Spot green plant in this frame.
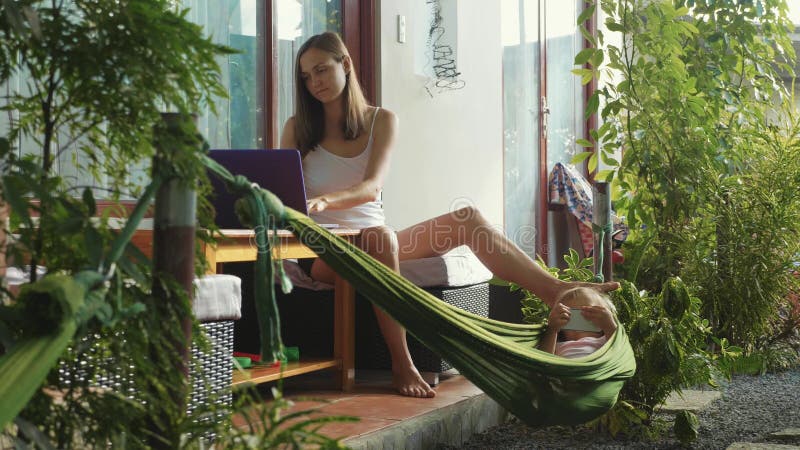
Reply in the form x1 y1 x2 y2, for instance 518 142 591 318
0 0 230 445
613 277 731 417
223 386 356 449
682 118 800 347
574 0 800 352
519 253 728 438
674 410 699 445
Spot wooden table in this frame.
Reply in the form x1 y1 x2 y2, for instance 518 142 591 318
203 228 360 391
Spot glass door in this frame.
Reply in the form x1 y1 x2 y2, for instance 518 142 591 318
501 0 541 259
545 0 585 170
502 0 588 262
275 0 343 139
183 0 264 150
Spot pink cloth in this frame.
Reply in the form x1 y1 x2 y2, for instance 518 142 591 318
555 335 608 358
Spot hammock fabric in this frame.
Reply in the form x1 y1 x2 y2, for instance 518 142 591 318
276 206 637 427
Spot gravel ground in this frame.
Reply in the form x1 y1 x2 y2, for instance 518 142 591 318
445 367 800 449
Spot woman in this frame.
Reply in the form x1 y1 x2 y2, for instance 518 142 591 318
280 32 618 398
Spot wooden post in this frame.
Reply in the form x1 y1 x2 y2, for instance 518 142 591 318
150 113 197 447
593 182 613 281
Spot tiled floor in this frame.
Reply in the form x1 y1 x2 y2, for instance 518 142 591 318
231 369 486 443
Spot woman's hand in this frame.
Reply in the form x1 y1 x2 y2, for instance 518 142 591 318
547 303 571 332
577 305 617 336
307 197 329 213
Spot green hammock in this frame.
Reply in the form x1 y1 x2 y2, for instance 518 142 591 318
277 207 636 427
201 153 637 427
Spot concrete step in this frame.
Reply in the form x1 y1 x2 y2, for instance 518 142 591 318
767 428 800 445
727 443 800 449
659 389 722 413
343 393 509 450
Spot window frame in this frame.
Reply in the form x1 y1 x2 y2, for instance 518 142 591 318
264 0 376 148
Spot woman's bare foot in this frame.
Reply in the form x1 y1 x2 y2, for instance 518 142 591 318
392 364 436 398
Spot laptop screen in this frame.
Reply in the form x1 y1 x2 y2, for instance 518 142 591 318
207 149 308 229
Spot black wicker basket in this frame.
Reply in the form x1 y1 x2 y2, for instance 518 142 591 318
59 320 234 442
188 320 234 435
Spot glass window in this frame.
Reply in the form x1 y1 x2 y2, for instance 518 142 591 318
502 0 541 258
0 1 356 199
545 0 585 170
502 0 588 260
276 0 342 135
183 0 263 150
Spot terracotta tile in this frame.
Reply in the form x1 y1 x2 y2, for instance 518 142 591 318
436 375 485 397
283 390 359 402
317 417 398 440
318 393 462 421
233 373 487 442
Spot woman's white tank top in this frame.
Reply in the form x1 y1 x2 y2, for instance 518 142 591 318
302 108 385 230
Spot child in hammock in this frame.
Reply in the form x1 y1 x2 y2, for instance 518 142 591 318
538 287 618 358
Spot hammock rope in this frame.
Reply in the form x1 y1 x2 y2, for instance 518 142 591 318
202 155 293 364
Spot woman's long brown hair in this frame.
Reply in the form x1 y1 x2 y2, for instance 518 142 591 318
294 32 370 156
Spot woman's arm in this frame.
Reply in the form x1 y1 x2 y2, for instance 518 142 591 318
307 108 398 212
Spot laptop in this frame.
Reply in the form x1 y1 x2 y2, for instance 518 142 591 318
207 149 338 229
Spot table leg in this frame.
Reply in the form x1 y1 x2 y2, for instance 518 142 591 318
333 274 356 391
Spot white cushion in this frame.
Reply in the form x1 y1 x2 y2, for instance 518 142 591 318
282 245 492 291
4 267 242 322
193 274 242 321
399 246 492 288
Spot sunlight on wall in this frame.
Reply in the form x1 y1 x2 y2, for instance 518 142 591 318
788 0 800 23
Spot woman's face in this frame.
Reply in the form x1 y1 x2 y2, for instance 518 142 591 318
299 47 349 104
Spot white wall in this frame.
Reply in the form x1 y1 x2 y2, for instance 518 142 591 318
377 0 504 231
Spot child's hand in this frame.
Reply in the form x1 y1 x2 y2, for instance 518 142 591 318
548 303 571 332
576 305 617 335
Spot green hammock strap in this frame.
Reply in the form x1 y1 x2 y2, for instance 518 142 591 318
591 222 613 282
202 155 293 363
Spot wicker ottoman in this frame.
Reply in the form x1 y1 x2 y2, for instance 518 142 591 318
189 274 242 437
56 274 241 442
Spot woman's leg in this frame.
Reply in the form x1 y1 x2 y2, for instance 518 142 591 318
310 225 435 398
396 206 618 307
